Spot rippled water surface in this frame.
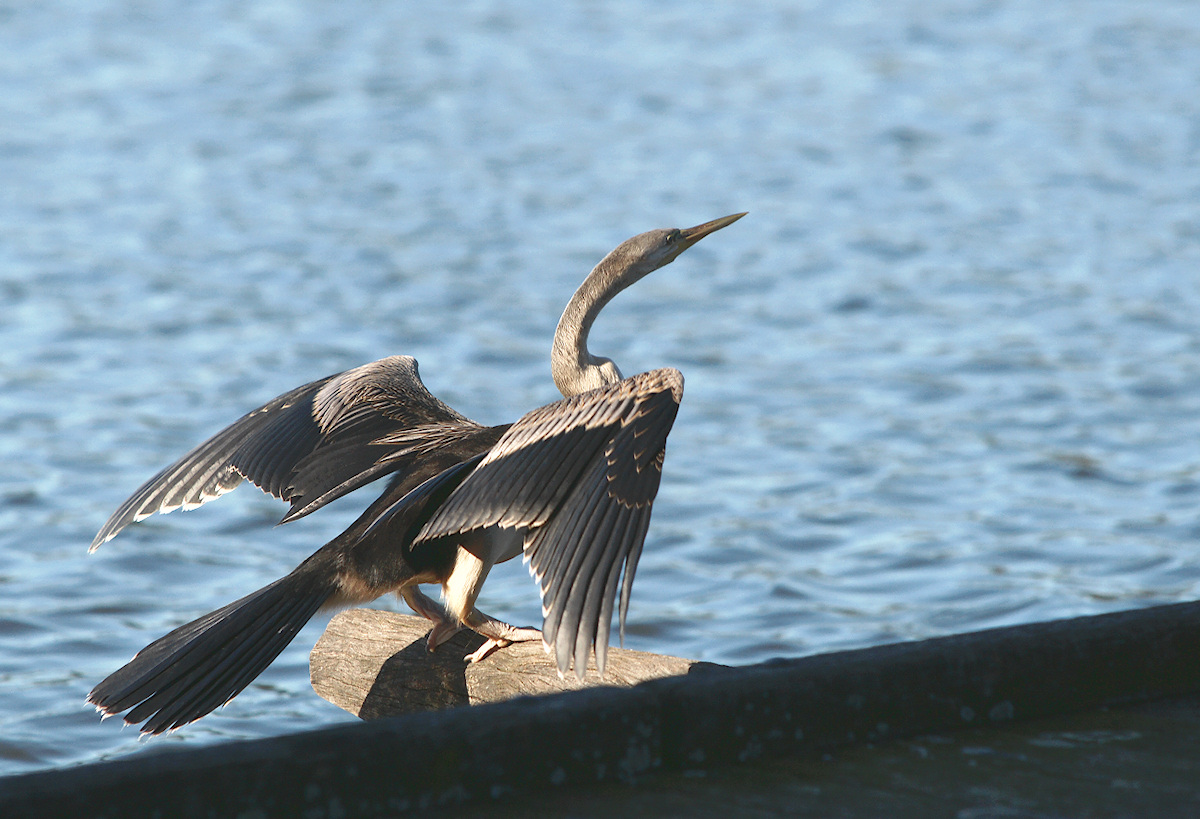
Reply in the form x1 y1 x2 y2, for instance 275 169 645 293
3 0 1200 776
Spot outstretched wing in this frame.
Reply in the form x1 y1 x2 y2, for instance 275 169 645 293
92 355 486 551
415 368 683 677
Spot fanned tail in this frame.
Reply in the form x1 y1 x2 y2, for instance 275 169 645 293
88 559 337 735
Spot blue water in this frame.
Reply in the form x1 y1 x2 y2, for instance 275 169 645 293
3 0 1200 776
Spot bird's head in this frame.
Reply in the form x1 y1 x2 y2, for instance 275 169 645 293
603 212 748 287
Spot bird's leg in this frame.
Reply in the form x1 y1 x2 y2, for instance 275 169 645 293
438 538 540 662
461 607 543 663
400 586 463 651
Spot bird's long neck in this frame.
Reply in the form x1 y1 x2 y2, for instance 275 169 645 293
551 254 626 397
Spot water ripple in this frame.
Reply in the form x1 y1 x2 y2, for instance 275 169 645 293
3 0 1200 778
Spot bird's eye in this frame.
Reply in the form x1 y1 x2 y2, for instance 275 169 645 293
667 229 681 243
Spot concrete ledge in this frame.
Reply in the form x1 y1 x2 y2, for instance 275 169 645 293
4 599 1200 817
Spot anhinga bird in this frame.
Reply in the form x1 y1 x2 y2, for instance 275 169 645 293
88 212 745 734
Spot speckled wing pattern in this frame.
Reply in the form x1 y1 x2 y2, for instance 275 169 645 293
91 355 484 551
415 368 683 676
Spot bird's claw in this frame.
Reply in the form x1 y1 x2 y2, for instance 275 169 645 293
465 638 509 664
461 622 543 663
426 620 463 652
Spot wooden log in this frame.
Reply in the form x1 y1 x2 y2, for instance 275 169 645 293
310 608 699 719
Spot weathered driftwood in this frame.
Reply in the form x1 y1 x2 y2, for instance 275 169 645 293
310 608 698 719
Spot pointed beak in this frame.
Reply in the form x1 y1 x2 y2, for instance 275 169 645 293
678 212 748 249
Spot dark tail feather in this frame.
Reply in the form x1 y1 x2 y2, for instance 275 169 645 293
89 561 337 735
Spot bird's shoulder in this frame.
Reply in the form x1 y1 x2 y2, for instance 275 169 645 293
413 369 683 539
488 367 683 456
312 354 474 432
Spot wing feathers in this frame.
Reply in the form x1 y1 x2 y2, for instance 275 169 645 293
538 471 613 629
420 368 682 678
91 388 314 550
92 356 488 550
617 507 652 644
567 505 632 675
